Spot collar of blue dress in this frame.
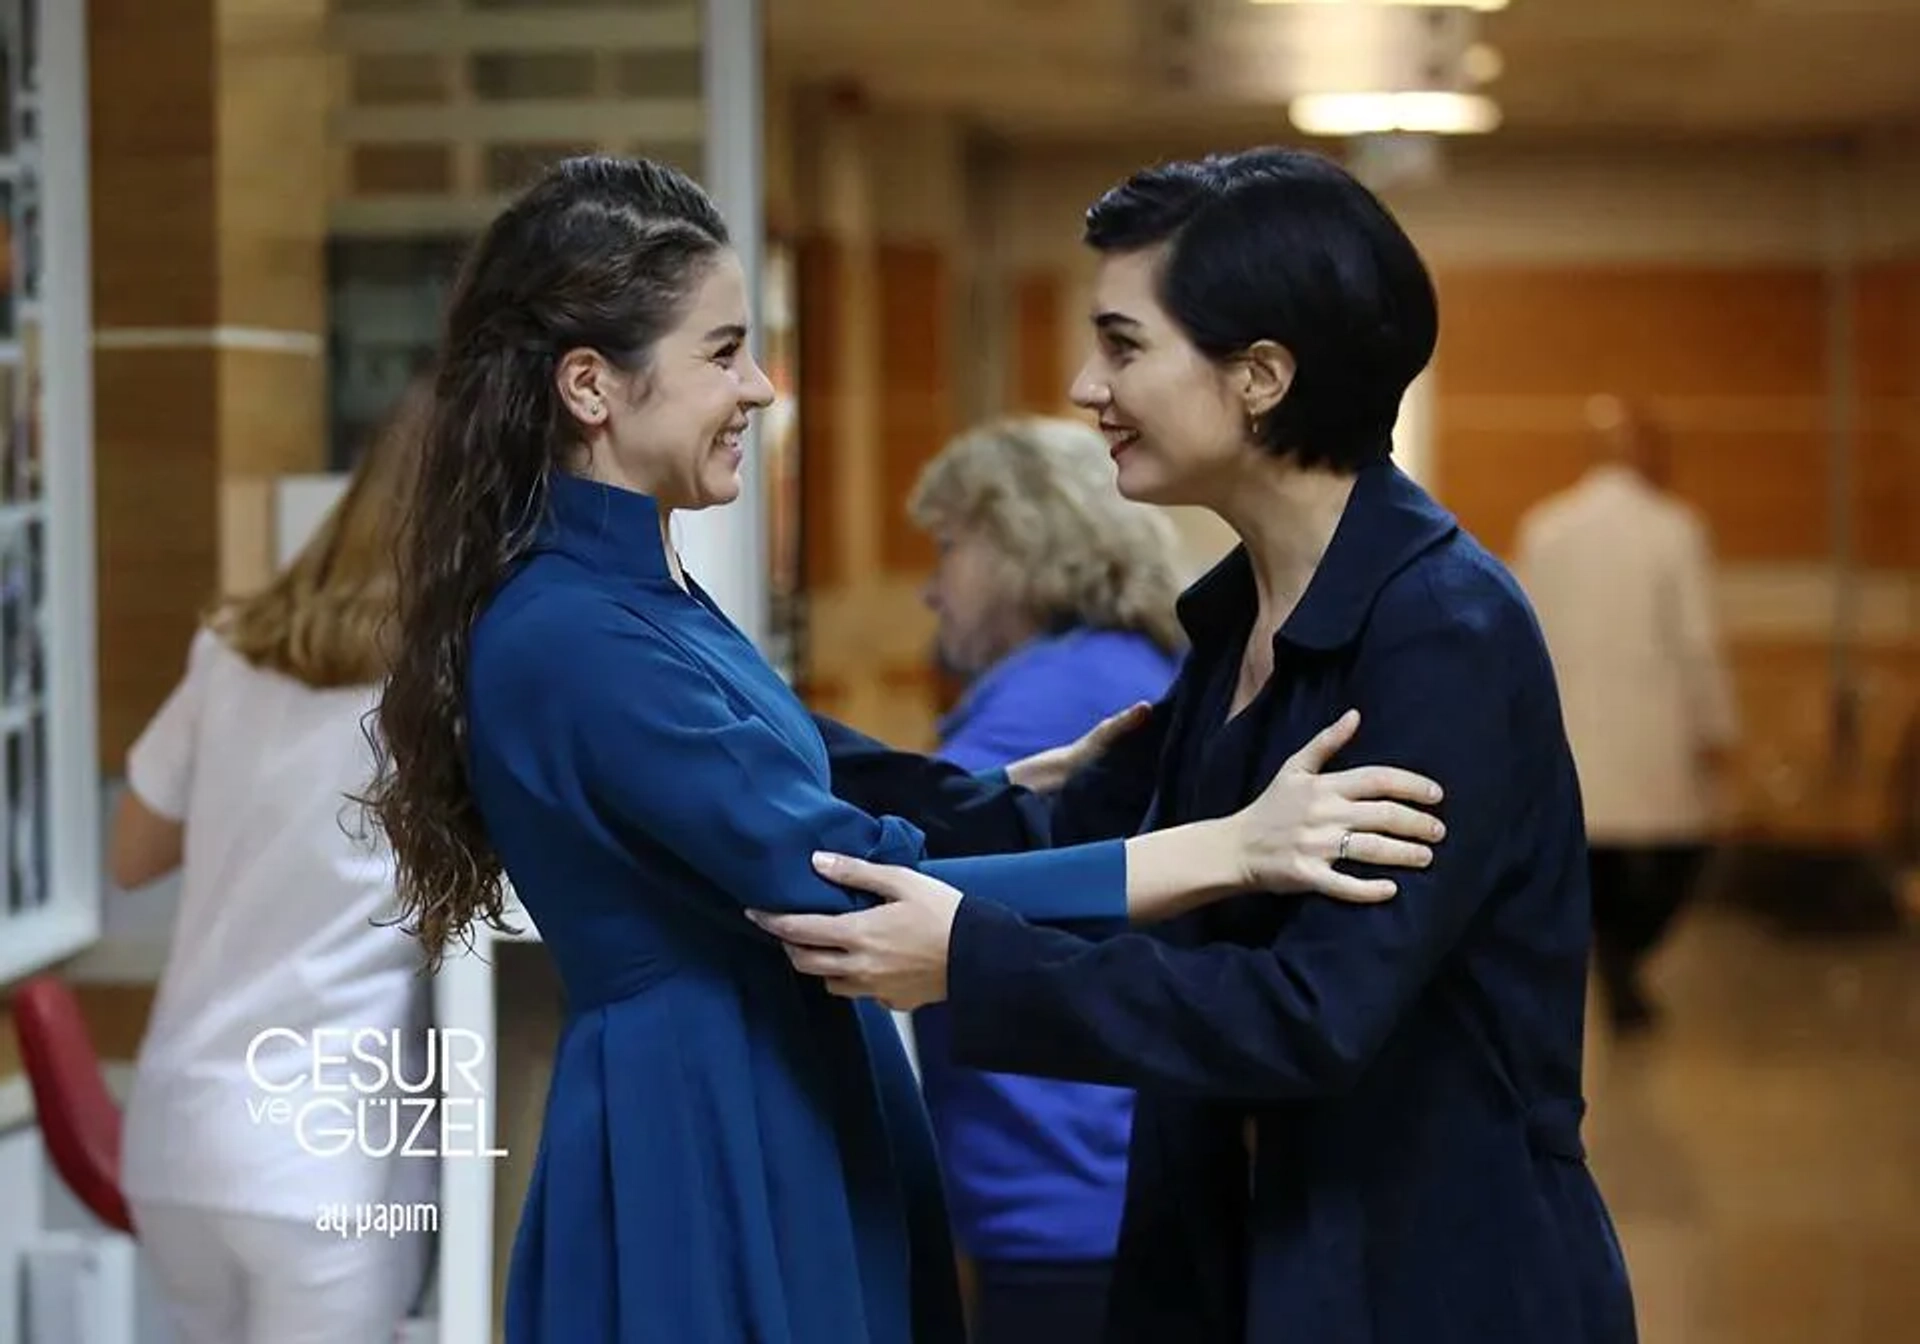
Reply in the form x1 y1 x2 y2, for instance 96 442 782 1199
534 471 679 584
1175 456 1460 656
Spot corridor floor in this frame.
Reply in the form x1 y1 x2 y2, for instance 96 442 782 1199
1585 899 1920 1343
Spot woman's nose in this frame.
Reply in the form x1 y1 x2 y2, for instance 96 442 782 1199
1069 363 1107 410
742 356 777 407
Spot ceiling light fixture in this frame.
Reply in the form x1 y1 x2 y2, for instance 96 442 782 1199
1251 0 1511 11
1462 41 1504 85
1289 90 1503 136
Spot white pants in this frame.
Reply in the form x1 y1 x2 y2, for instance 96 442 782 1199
129 1200 431 1344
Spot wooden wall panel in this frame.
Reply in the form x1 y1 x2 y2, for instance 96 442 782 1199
215 0 329 333
1437 420 1838 561
795 676 850 719
1429 421 1582 556
1856 260 1920 570
215 348 330 594
88 0 219 328
1434 267 1827 399
796 235 846 591
1009 270 1066 414
218 347 328 478
93 349 222 768
876 243 953 574
1855 262 1919 399
1857 428 1918 571
1431 266 1866 564
87 0 331 770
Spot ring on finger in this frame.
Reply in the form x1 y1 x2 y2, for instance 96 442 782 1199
1337 829 1353 862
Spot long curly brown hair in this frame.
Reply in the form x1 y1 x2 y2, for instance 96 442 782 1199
361 155 729 969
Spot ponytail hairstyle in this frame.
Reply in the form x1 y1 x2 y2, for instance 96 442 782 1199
362 154 730 968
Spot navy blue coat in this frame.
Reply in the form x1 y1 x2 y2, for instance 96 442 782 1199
820 461 1636 1343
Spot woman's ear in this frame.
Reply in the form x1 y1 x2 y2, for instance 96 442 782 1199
555 349 611 430
1240 340 1296 420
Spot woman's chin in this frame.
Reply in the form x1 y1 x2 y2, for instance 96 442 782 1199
1114 456 1171 505
697 467 744 508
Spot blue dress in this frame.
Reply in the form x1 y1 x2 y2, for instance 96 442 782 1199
462 473 1129 1344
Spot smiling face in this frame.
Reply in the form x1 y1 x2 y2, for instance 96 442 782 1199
558 248 776 510
1069 248 1283 509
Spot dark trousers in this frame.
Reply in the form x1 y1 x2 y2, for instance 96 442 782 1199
970 1259 1113 1344
1589 843 1707 1021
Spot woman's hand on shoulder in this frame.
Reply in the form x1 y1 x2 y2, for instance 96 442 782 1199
1230 709 1446 905
1003 700 1153 794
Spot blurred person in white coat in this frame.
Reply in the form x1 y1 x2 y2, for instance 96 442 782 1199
1516 396 1740 1033
110 385 436 1344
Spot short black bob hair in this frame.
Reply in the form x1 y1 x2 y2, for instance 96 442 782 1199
1084 148 1437 472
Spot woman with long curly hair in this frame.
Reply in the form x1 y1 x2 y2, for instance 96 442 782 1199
362 155 1445 1344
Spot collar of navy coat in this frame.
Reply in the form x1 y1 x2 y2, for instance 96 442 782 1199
1174 457 1460 657
534 471 679 584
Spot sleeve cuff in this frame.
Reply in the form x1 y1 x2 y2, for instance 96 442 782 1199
944 896 1054 1073
125 743 187 822
924 837 1126 924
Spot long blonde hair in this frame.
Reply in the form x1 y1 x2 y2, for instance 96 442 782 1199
208 382 427 688
909 416 1186 655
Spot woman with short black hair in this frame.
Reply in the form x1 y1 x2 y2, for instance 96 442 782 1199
767 148 1637 1344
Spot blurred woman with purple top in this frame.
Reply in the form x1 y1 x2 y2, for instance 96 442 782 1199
906 417 1184 1344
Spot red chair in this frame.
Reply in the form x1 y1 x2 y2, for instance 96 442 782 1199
9 974 135 1235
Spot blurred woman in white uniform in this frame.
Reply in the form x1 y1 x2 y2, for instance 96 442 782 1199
111 386 436 1344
